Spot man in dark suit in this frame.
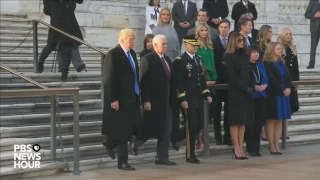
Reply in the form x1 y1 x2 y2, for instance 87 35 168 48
132 35 177 166
186 9 219 41
101 28 140 171
172 0 198 46
304 0 320 69
173 35 212 164
238 17 255 48
231 0 258 31
202 0 229 29
212 19 232 145
39 0 86 80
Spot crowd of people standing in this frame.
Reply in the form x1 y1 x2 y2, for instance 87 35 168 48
100 0 319 170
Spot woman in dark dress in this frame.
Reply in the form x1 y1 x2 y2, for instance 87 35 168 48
225 32 254 160
263 42 292 155
140 34 154 58
245 45 268 157
277 28 300 139
256 25 272 141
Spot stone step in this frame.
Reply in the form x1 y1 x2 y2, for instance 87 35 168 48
1 122 320 165
0 90 101 104
0 73 101 83
0 56 102 64
0 64 101 73
294 105 320 115
0 109 102 127
1 133 320 180
0 29 48 36
0 81 101 90
0 43 108 51
0 49 104 57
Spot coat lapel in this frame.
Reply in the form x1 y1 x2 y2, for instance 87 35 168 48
153 52 170 79
116 44 134 75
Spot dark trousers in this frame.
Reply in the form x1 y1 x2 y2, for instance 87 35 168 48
213 91 230 141
106 138 128 164
309 30 320 66
245 97 266 153
57 43 83 73
39 43 57 62
135 106 173 160
181 107 203 159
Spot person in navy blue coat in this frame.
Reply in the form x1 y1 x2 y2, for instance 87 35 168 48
245 45 268 157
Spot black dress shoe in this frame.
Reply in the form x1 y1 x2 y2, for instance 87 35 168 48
172 142 180 151
102 141 115 159
248 152 256 157
255 152 262 157
60 72 68 82
76 63 86 72
307 65 314 69
155 158 177 166
118 162 135 171
186 157 200 164
216 139 223 145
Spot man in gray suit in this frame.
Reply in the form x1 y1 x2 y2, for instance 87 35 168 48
305 0 320 69
172 0 198 46
186 9 219 42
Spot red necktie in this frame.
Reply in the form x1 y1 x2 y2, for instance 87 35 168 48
161 57 170 78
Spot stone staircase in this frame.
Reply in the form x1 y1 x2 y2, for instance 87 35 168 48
1 14 320 180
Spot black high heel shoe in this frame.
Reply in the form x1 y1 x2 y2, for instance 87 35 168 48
232 148 245 160
269 147 279 155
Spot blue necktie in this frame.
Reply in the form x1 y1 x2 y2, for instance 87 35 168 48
127 51 139 95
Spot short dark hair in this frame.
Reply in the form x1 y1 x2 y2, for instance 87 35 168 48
148 0 161 7
246 44 261 57
238 17 251 31
198 8 208 17
219 19 231 28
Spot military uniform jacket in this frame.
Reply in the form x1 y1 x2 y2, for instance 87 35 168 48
173 52 211 108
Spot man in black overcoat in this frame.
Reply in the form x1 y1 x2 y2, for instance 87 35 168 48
132 35 177 166
202 0 229 29
101 28 140 171
172 35 212 164
39 0 85 81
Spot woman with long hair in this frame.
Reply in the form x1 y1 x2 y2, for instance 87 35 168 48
152 8 180 60
256 25 272 57
245 45 268 157
277 28 300 139
256 25 272 141
263 42 292 155
140 34 154 58
225 32 254 160
194 23 218 149
145 0 161 34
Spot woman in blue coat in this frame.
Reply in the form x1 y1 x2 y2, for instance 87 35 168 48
245 45 268 157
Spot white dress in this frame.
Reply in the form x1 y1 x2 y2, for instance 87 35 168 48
145 6 161 35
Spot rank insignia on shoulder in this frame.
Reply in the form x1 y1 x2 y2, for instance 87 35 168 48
175 56 181 60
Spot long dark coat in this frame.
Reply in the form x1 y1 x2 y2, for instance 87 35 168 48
138 52 179 139
101 45 141 143
283 46 300 113
225 49 254 126
44 0 84 45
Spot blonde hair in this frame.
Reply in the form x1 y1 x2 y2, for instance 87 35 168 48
262 42 284 63
195 23 213 50
157 8 172 26
277 28 297 57
225 32 244 54
257 25 272 51
118 28 135 42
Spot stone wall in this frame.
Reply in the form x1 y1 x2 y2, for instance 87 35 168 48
1 0 318 67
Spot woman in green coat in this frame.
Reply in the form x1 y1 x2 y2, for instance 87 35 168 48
194 23 218 148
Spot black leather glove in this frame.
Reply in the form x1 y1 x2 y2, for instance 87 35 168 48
245 87 253 94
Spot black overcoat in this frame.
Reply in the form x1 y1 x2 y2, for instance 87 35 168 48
225 49 254 126
283 46 300 113
101 45 141 143
45 0 84 45
138 52 179 139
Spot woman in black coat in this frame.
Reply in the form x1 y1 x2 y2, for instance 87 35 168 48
277 28 300 139
263 42 292 155
225 32 254 160
140 34 154 58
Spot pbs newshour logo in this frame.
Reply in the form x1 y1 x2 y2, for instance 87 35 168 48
14 144 41 168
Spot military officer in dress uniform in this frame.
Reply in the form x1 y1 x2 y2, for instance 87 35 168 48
172 34 212 164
